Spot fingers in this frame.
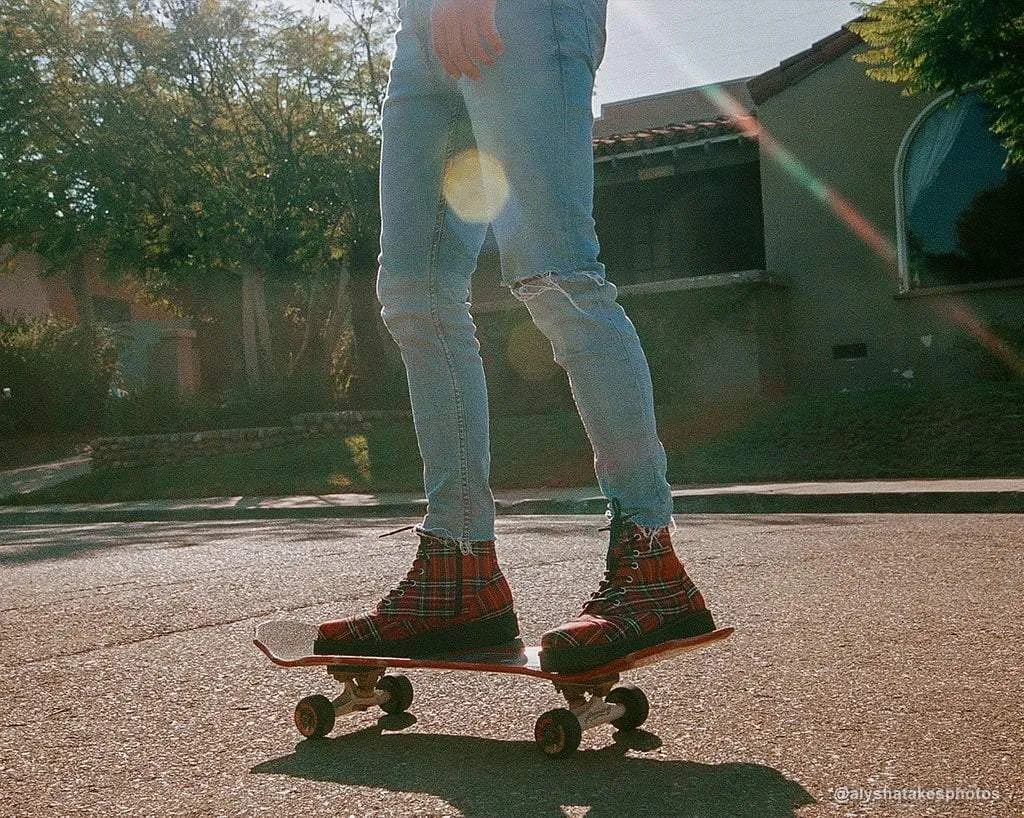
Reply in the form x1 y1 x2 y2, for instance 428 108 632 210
481 8 505 58
431 0 504 81
455 15 485 81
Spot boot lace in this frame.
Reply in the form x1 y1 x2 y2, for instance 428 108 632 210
582 500 638 613
380 550 428 608
377 524 428 609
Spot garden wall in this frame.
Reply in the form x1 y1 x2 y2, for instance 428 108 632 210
91 410 411 469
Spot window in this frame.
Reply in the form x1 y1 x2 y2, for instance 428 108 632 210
897 93 1022 290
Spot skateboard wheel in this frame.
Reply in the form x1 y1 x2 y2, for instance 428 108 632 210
534 708 582 759
294 694 336 739
376 674 414 715
606 684 650 731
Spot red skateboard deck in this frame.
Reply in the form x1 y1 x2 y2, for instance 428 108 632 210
254 620 733 757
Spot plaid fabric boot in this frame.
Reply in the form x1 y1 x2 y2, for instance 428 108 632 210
539 500 715 673
315 530 519 657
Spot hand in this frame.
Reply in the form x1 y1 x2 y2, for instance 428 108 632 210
430 0 505 81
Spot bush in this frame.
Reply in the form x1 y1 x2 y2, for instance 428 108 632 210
0 315 118 435
100 374 338 435
101 382 217 435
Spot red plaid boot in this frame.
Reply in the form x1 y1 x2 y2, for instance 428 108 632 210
314 529 519 657
539 501 715 673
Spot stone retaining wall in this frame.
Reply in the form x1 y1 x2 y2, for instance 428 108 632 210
91 410 412 470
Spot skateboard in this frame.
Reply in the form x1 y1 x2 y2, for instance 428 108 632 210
254 620 734 758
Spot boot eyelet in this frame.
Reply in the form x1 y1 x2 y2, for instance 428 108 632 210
382 599 392 606
630 561 639 569
632 550 641 557
624 575 634 583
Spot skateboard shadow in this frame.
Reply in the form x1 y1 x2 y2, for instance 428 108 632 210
252 724 814 817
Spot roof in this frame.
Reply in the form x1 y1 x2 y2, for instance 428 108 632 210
592 116 757 160
593 78 754 138
746 23 865 105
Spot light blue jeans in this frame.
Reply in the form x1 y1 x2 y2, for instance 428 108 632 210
378 0 672 541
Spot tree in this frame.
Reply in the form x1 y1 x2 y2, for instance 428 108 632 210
124 0 390 390
850 0 1024 166
0 0 125 327
2 0 402 402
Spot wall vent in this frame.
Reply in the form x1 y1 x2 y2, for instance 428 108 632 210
832 343 868 360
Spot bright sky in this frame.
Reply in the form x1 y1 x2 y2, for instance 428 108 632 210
286 0 863 110
595 0 861 108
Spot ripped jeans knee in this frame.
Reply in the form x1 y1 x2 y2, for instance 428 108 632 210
509 270 612 314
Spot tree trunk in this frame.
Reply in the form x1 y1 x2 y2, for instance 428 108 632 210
240 269 260 388
252 269 276 381
240 265 276 388
67 252 95 329
346 260 399 408
322 257 351 357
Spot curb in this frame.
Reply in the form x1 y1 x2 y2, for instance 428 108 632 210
2 490 1023 526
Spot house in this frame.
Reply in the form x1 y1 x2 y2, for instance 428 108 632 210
473 19 1022 414
0 246 199 394
748 26 1023 392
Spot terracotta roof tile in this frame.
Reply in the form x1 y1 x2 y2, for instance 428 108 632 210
592 116 757 157
747 23 864 105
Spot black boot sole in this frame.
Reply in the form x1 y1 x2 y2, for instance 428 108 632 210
313 609 521 658
538 609 716 674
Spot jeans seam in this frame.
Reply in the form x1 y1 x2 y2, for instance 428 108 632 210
548 0 572 268
428 106 472 545
573 0 597 78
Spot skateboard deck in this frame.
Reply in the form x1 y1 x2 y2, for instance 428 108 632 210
254 620 733 757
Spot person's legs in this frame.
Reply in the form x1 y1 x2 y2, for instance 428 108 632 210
316 0 517 656
458 0 714 671
459 0 670 523
378 3 496 546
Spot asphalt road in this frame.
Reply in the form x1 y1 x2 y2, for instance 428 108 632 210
1 514 1021 817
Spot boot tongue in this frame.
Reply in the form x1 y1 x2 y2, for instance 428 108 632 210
603 499 636 572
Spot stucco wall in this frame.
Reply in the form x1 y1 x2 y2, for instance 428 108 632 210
755 44 1024 393
475 280 782 414
0 250 48 317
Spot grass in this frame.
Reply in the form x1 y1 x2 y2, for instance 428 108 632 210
5 383 1023 505
0 430 94 471
667 382 1024 483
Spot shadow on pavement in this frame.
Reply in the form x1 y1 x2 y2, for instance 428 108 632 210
252 724 814 817
0 519 364 565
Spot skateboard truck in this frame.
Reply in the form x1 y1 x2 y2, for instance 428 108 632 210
534 675 650 757
293 667 416 740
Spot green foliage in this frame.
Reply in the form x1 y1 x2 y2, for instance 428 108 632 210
670 383 1024 483
100 375 337 435
101 383 216 436
956 173 1024 280
850 0 1024 165
0 314 118 434
12 383 1024 505
0 0 397 397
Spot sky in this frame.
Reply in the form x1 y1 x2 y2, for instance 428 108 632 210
594 0 861 111
285 0 863 112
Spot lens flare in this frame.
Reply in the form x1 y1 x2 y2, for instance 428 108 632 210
611 0 1024 376
442 148 510 223
506 321 559 382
